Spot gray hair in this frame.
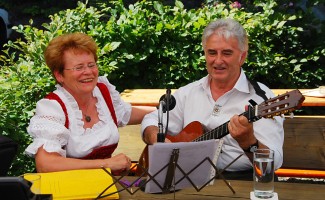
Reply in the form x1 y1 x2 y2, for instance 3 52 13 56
202 18 248 52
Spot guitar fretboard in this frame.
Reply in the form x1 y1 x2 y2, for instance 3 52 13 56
193 110 252 142
193 121 229 142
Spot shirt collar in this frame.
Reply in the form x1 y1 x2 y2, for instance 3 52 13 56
233 69 250 94
200 69 250 94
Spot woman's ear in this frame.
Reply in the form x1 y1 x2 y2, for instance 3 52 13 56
54 70 63 84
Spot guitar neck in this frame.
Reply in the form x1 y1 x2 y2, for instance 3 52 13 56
193 111 250 142
189 89 305 143
193 121 230 142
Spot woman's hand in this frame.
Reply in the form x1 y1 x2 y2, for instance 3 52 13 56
103 153 132 171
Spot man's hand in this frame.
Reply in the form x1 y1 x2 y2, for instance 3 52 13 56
143 125 171 144
228 115 255 149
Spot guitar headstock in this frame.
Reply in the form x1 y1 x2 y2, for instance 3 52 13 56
257 89 305 119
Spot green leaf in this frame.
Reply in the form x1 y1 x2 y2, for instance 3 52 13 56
153 1 163 14
276 21 286 29
175 0 184 9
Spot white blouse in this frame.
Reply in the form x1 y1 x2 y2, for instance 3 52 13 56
25 76 132 158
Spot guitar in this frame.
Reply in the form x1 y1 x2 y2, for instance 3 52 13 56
136 89 305 175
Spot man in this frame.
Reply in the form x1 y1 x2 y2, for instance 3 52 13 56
141 18 284 179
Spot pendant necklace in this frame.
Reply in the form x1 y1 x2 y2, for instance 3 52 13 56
83 99 92 123
85 114 91 122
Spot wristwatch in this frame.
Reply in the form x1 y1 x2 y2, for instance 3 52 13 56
243 140 259 153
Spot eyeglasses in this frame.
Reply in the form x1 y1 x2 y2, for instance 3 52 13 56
64 62 98 71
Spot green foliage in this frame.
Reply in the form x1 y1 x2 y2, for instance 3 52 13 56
0 0 79 17
0 0 324 176
97 0 324 89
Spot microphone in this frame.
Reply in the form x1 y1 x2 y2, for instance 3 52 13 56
157 89 176 142
158 89 176 113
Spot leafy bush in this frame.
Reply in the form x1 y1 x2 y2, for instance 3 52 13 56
0 0 323 175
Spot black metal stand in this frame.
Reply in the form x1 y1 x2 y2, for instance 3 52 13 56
96 148 243 199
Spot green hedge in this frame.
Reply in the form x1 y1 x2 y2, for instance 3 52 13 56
0 0 324 176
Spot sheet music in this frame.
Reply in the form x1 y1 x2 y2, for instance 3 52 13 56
145 140 219 193
209 138 224 185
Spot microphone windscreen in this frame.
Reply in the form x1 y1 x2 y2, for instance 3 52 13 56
159 93 176 111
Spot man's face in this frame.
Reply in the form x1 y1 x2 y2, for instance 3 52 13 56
204 33 247 85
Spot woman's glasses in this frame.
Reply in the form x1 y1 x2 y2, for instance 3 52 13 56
64 62 97 71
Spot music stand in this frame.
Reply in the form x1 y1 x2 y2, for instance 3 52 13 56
96 140 242 199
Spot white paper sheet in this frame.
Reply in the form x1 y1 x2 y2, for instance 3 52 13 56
302 86 325 97
145 140 220 193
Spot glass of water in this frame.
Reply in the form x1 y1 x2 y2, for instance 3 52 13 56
253 149 274 199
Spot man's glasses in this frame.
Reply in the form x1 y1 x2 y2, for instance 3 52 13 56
64 62 98 71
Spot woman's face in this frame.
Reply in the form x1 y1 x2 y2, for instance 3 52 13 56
54 49 99 98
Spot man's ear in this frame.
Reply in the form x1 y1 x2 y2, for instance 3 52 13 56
239 51 247 66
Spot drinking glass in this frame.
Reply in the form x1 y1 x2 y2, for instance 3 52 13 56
253 149 274 199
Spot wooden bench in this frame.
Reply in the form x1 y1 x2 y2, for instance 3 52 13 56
275 115 325 178
118 88 325 178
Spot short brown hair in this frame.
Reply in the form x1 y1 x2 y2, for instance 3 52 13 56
44 32 98 76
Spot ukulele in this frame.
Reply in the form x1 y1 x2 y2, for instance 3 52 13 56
136 89 305 175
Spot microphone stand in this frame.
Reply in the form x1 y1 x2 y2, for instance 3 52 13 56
164 89 171 140
157 89 173 143
157 100 166 142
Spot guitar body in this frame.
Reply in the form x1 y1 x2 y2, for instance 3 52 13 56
166 121 205 142
136 121 205 175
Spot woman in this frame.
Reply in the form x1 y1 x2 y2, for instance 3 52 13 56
25 32 155 173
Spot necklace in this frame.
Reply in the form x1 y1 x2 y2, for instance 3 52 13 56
83 98 92 123
85 115 91 122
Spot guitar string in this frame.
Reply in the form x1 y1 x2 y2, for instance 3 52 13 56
194 109 253 142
